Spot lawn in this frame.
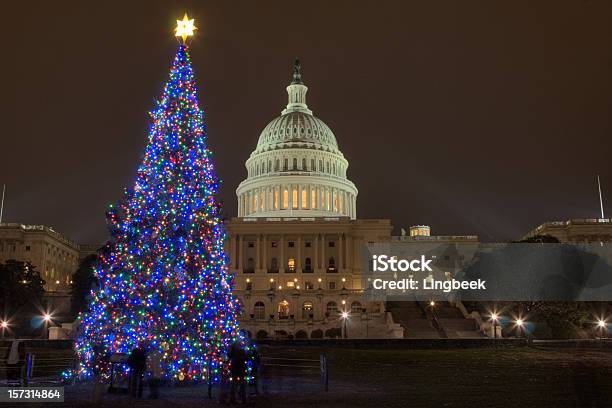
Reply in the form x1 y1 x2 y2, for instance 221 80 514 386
19 345 612 407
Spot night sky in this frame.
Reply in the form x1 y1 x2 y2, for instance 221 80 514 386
3 1 611 244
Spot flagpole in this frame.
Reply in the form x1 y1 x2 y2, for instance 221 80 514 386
0 184 5 224
597 175 605 219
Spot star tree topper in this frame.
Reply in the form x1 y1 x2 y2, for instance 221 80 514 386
175 13 197 43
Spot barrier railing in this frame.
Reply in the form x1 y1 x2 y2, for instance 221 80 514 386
260 353 328 391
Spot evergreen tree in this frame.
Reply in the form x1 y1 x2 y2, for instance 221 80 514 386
75 43 248 382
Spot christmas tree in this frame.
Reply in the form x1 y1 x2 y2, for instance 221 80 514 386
74 16 248 382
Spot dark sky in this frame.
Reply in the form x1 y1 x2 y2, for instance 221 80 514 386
3 1 611 244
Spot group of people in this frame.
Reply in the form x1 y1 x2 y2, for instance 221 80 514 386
125 338 259 403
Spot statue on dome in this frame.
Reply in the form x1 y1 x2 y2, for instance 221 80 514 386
292 58 302 84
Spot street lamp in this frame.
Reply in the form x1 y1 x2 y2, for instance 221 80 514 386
341 311 349 339
491 313 499 339
41 313 53 339
515 318 525 338
0 320 8 339
597 319 607 341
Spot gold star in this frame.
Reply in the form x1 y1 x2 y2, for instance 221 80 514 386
175 13 197 43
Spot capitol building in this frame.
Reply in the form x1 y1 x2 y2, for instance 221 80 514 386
226 61 481 339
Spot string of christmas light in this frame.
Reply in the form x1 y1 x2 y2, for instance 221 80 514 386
72 40 252 383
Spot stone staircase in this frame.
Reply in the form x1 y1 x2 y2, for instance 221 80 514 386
387 301 484 339
434 302 484 339
386 301 442 338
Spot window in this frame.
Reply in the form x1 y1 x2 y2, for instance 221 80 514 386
25 246 31 252
271 241 278 248
293 158 298 170
326 301 338 315
278 300 290 319
311 159 315 170
248 242 254 248
270 258 278 272
283 159 288 171
254 302 265 320
305 242 311 248
304 257 312 272
328 257 336 272
351 301 363 314
288 241 295 248
287 258 296 272
302 301 314 319
319 160 323 171
305 281 314 290
246 258 255 273
311 189 317 209
302 158 306 169
286 281 295 288
301 189 307 208
274 189 279 209
328 281 336 290
292 188 298 209
328 241 335 247
282 188 289 209
246 280 253 290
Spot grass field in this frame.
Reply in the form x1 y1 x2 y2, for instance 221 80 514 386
265 345 612 407
251 345 612 408
9 344 612 407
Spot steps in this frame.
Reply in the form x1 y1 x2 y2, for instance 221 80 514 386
387 301 484 339
386 301 441 339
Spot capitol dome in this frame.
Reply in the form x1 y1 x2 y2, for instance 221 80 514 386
236 60 358 219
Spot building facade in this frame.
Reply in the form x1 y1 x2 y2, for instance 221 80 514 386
228 61 402 339
227 61 480 339
523 218 612 243
0 223 80 291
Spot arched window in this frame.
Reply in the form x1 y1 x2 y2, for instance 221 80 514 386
254 301 265 320
275 159 280 171
287 258 295 272
293 158 298 170
351 301 363 314
278 300 290 319
302 158 306 170
326 301 338 315
283 158 288 171
304 257 312 272
302 301 314 319
328 257 336 272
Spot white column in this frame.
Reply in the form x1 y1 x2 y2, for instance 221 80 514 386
339 233 343 271
238 236 244 272
262 234 267 271
256 235 261 270
314 234 319 270
279 235 285 273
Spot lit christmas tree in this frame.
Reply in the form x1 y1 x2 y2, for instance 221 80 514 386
74 15 248 382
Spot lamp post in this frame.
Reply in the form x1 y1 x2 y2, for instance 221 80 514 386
41 313 52 339
597 319 607 341
491 313 499 339
516 318 524 339
341 311 349 339
0 321 7 339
